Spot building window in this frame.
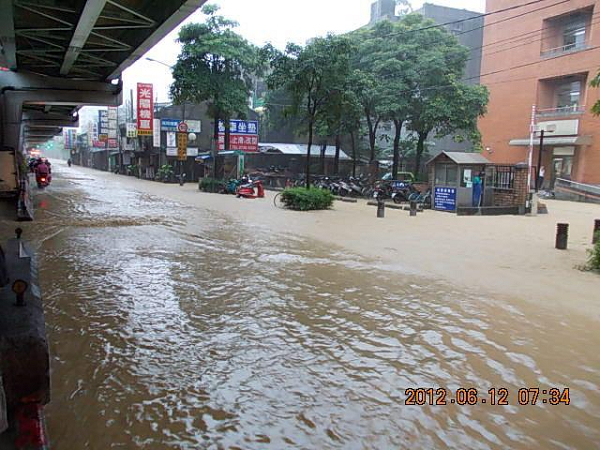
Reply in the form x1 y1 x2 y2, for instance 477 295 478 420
541 8 592 57
563 17 587 51
556 80 581 109
435 165 457 185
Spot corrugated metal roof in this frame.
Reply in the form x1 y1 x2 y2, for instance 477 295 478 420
428 151 490 165
259 143 351 160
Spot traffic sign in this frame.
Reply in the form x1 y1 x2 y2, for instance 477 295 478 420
177 122 188 133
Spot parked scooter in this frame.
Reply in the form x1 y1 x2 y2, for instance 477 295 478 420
236 179 265 199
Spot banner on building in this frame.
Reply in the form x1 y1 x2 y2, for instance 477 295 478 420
126 123 137 138
63 129 76 149
166 132 176 148
98 109 109 142
153 118 161 148
166 147 177 157
177 132 188 161
218 120 259 152
136 82 154 136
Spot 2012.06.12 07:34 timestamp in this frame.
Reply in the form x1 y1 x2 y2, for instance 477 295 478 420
404 388 571 406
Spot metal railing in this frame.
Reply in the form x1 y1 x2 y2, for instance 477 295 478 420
536 105 586 118
555 178 600 196
541 42 590 58
492 165 515 190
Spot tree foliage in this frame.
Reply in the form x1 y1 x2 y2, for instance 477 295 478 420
266 35 353 188
591 71 600 116
350 14 489 179
170 4 260 155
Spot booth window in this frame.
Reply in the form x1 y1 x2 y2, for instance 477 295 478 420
435 165 457 185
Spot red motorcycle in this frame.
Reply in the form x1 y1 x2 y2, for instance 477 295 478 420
236 180 265 199
36 174 50 189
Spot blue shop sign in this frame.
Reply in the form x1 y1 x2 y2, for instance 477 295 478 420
161 118 180 131
218 120 259 135
434 187 457 212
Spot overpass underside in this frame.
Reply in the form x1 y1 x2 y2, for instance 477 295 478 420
0 0 206 220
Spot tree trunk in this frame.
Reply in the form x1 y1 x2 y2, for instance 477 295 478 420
224 119 230 151
415 131 428 180
365 112 376 162
334 134 341 175
392 119 403 180
320 141 327 175
306 120 314 189
350 130 357 178
212 117 220 180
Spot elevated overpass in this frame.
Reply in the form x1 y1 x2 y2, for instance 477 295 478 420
0 0 207 219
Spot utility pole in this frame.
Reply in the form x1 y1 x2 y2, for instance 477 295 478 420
526 104 537 194
536 129 545 192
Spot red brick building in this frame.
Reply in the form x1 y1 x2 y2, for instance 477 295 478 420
479 0 600 188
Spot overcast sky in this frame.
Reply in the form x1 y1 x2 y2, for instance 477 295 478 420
122 0 486 103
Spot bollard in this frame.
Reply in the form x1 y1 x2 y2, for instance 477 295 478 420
593 219 600 244
15 228 23 239
377 198 385 218
556 223 569 250
410 201 417 217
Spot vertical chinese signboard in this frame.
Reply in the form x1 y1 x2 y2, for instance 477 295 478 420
98 110 109 147
218 120 259 152
136 83 154 136
177 133 188 161
107 106 118 148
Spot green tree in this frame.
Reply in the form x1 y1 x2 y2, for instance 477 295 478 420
591 71 600 116
399 14 488 178
170 4 259 176
351 14 488 178
266 35 353 188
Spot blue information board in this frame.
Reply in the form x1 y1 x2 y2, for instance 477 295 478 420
435 187 457 211
218 120 259 135
161 118 180 131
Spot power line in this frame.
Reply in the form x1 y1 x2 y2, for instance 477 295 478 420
375 0 568 39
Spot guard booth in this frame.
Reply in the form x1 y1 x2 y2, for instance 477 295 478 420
427 152 493 212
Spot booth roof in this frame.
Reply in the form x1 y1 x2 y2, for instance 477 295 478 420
259 143 351 160
427 151 491 166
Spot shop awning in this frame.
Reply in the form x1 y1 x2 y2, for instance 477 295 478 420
509 136 593 146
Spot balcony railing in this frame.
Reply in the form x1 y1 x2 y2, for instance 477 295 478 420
541 42 590 58
536 105 586 118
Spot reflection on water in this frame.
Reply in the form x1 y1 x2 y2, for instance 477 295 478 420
7 168 600 449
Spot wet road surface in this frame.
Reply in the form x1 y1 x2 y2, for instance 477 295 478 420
4 165 600 449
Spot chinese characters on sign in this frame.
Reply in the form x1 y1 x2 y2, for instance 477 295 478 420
108 107 118 148
126 123 137 138
434 187 457 212
218 120 259 152
177 132 188 161
98 110 109 146
137 83 154 136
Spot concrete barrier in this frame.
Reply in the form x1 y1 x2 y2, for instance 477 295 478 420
0 237 50 411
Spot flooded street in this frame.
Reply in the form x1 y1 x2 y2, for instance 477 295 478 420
5 166 600 449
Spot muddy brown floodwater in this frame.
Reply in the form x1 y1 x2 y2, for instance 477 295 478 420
3 166 599 449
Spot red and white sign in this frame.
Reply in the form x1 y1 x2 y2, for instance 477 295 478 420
218 134 259 152
136 83 154 136
177 122 188 133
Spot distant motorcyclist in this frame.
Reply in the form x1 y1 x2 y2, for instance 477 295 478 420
67 158 72 167
35 160 49 178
